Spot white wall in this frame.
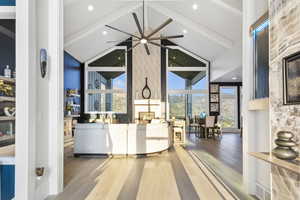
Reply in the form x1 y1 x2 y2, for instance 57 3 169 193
242 0 271 197
211 42 242 81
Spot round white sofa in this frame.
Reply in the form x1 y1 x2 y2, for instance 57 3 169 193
74 123 172 156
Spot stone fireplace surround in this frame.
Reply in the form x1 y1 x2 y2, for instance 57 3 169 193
269 0 300 199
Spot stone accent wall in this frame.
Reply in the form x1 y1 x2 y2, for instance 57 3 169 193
269 1 300 199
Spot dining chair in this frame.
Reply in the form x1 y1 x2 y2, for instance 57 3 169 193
204 116 216 139
189 117 199 136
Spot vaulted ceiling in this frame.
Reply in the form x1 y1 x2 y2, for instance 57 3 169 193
64 0 243 82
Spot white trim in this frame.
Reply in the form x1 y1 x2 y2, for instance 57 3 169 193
168 46 209 66
168 67 207 72
86 67 126 72
48 0 64 195
166 48 169 120
208 0 242 16
168 89 208 94
0 6 16 19
86 46 127 65
86 89 126 94
15 0 36 199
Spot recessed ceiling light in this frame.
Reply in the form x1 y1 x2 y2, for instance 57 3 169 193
232 77 238 80
88 5 94 12
192 3 198 10
183 29 188 34
102 31 108 35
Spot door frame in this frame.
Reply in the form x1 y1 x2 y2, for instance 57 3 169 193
15 0 64 199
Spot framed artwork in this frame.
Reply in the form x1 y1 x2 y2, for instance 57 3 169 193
283 52 300 105
210 94 219 103
210 103 219 112
210 84 219 93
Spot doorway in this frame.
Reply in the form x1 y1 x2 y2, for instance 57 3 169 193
219 86 239 132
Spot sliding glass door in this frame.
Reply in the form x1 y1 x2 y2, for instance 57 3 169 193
219 87 238 129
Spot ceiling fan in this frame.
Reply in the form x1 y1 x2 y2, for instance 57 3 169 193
105 0 184 55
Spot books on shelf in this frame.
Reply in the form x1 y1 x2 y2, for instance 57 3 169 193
0 96 15 102
67 93 80 98
0 76 15 83
0 116 15 121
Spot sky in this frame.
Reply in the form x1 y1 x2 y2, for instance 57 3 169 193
168 72 208 90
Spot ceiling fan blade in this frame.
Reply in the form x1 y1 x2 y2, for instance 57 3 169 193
132 13 143 37
106 39 139 43
105 25 141 39
149 35 184 41
149 41 173 50
144 44 150 55
146 18 173 38
127 42 140 52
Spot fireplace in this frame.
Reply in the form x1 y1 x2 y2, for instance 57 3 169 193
138 112 155 124
134 99 163 123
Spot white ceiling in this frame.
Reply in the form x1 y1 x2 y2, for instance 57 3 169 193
213 66 243 82
64 0 243 82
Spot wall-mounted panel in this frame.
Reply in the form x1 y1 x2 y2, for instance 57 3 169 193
0 0 15 6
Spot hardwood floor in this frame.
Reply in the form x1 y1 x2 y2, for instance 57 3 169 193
50 146 239 200
186 133 243 174
63 146 108 187
186 133 255 200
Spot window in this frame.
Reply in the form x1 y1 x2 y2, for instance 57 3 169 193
85 47 127 114
219 87 238 129
167 47 209 120
253 19 269 99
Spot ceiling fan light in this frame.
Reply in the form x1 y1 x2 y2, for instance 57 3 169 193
140 38 148 44
102 31 108 36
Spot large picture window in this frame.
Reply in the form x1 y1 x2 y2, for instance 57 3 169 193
167 47 209 120
85 47 127 114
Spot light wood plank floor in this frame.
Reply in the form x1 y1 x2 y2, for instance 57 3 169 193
186 133 256 200
187 133 243 174
50 146 238 200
